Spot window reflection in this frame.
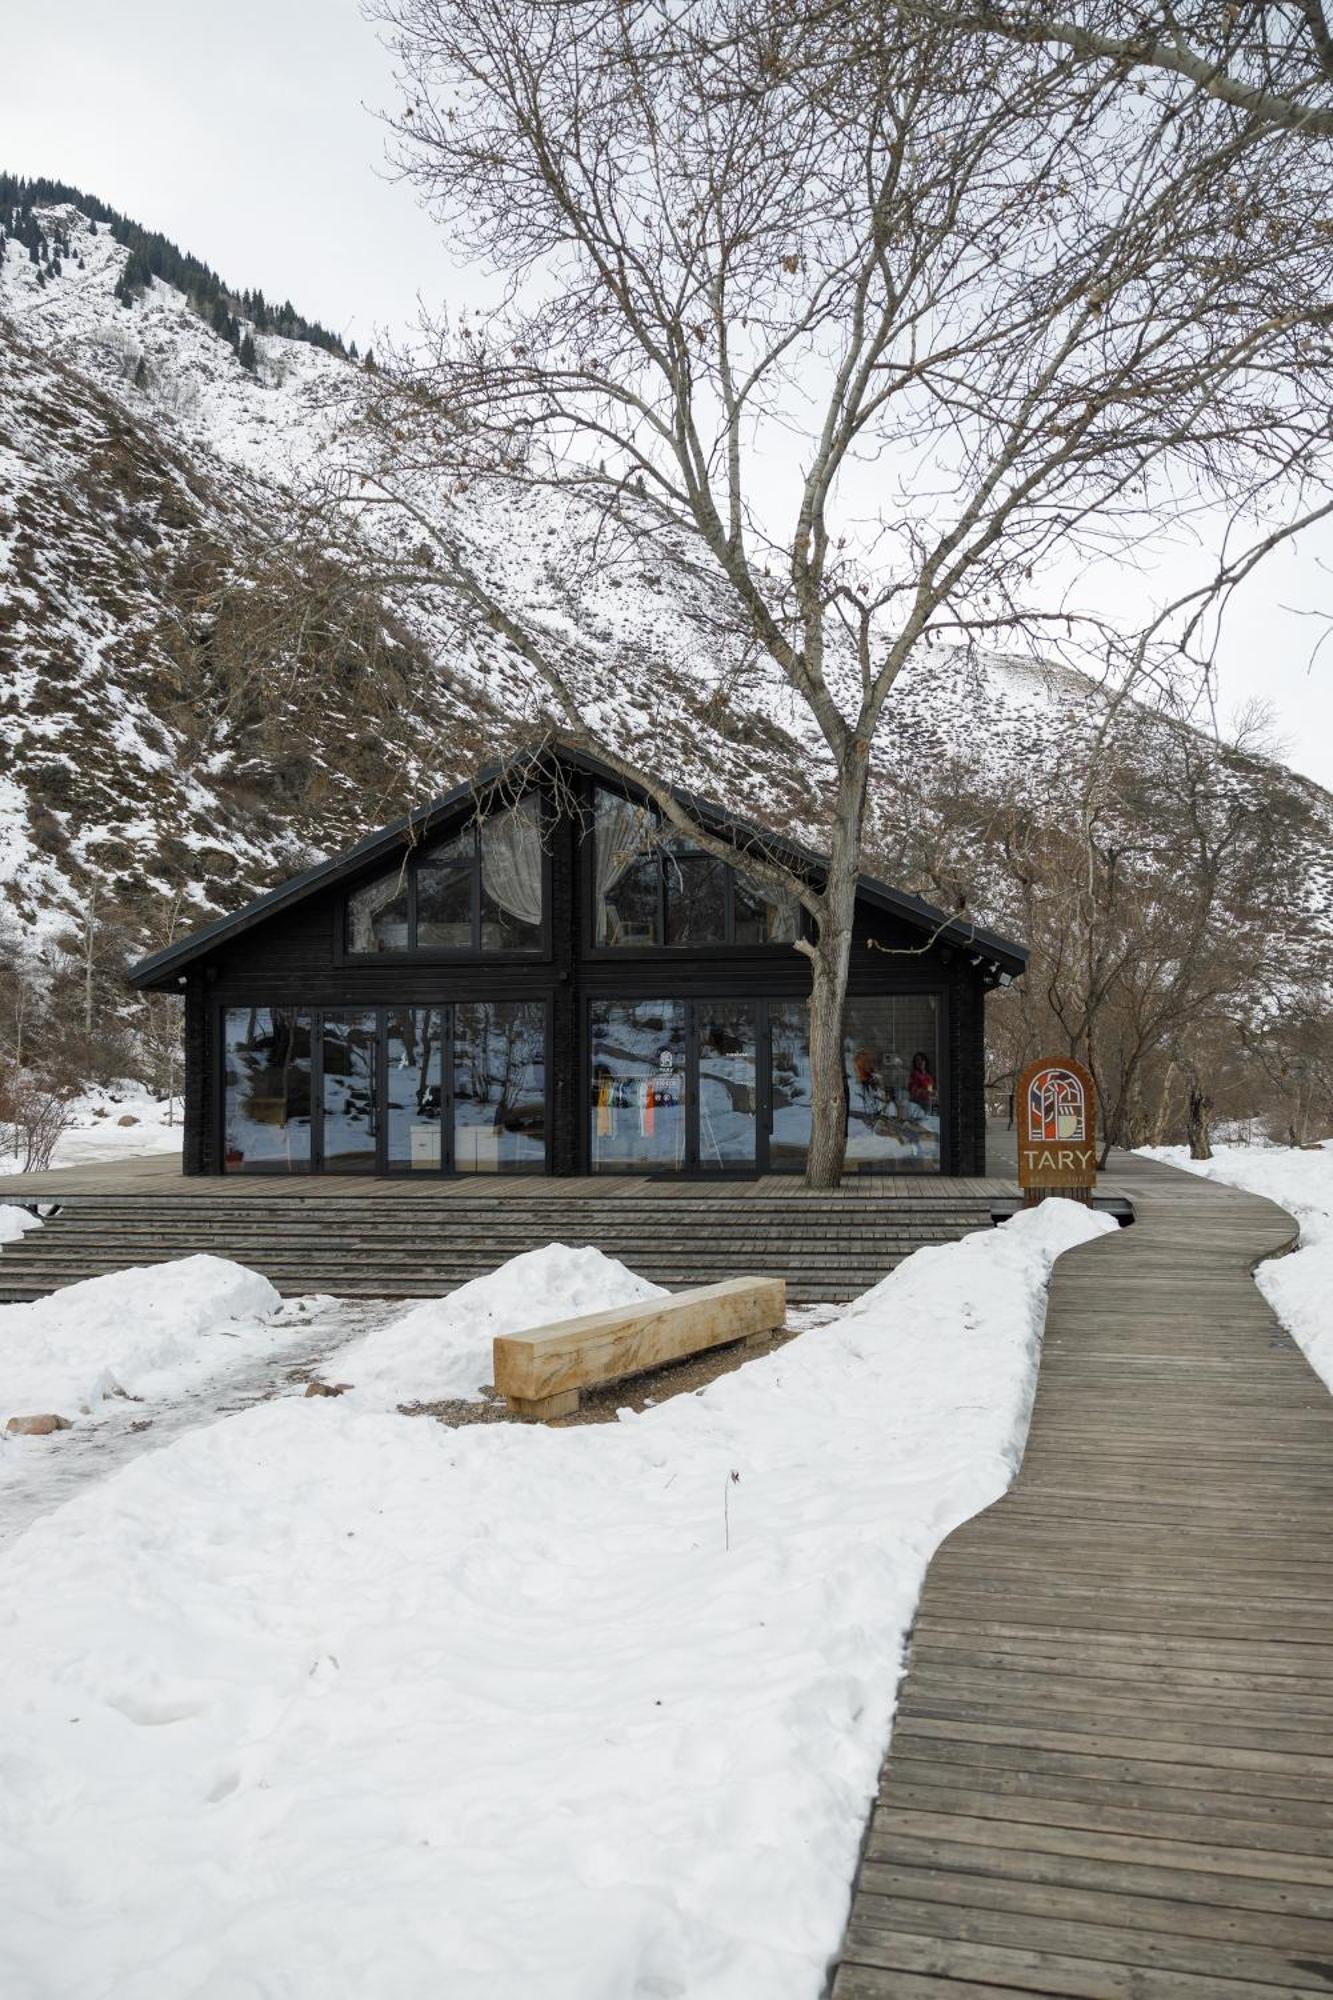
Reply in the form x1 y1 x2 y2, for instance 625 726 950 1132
346 869 409 954
664 844 727 945
417 850 473 949
346 797 544 954
768 1000 814 1171
697 1003 757 1167
480 797 544 949
734 872 799 944
592 787 800 948
590 1000 687 1169
223 1008 313 1173
384 1007 444 1171
844 996 940 1173
594 791 658 945
322 1011 377 1172
453 1001 546 1171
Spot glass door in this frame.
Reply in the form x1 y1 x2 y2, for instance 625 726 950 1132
767 999 814 1172
694 1002 758 1169
589 999 757 1173
384 1006 446 1171
843 995 941 1173
589 999 688 1170
453 1001 547 1172
321 1011 379 1171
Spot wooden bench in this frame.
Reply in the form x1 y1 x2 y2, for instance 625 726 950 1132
493 1276 787 1420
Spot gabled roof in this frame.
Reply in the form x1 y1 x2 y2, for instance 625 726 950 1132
128 745 1028 988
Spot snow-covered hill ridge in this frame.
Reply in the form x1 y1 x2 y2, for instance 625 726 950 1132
3 193 1331 972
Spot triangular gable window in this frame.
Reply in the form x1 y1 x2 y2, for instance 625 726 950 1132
346 796 545 954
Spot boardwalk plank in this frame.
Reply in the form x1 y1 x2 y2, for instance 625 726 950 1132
827 1153 1330 1999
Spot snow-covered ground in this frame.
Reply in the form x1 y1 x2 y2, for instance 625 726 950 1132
0 1084 182 1177
1140 1139 1333 1390
0 1291 398 1548
0 1256 283 1433
0 1201 1110 2000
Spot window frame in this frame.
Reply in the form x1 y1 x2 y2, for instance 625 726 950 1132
587 788 805 956
339 795 551 962
218 999 551 1175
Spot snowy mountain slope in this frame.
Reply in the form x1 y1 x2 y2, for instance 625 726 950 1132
3 191 1331 982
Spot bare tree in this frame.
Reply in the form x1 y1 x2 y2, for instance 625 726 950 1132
354 0 1333 1182
890 0 1333 140
939 696 1330 1160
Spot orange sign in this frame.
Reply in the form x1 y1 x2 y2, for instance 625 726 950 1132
1016 1056 1097 1198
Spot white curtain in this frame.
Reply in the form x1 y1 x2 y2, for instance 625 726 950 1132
480 797 544 927
593 796 654 942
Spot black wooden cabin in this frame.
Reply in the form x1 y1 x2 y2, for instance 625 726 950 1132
128 750 1026 1179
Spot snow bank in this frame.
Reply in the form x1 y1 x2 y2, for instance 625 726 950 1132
0 1255 282 1425
339 1241 668 1406
0 1205 42 1246
0 1201 1111 2000
1140 1140 1333 1388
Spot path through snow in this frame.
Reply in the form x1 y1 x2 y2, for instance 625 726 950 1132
0 1296 398 1547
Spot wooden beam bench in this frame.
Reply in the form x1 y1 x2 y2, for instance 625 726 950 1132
493 1276 787 1420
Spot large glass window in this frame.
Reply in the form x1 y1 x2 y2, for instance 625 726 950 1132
768 1000 814 1172
454 1001 547 1171
223 1008 313 1173
346 796 544 954
763 995 941 1173
590 1000 687 1169
224 1002 545 1174
734 871 800 945
844 996 940 1172
697 1002 758 1167
321 1011 377 1172
385 1008 446 1170
480 798 545 949
592 786 799 948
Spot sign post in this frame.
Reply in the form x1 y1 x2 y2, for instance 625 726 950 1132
1016 1056 1098 1206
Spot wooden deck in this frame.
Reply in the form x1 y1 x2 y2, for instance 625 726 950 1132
0 1157 1050 1305
0 1155 1019 1202
830 1150 1333 1999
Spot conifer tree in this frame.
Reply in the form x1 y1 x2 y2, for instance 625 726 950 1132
133 354 148 390
239 331 257 372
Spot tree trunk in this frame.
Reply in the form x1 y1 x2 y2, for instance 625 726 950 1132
803 751 868 1190
1187 1081 1213 1160
1150 1060 1177 1146
805 930 852 1188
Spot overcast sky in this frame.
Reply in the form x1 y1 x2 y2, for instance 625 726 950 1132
5 0 1332 791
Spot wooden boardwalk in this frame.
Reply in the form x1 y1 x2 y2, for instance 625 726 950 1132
830 1151 1333 2000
